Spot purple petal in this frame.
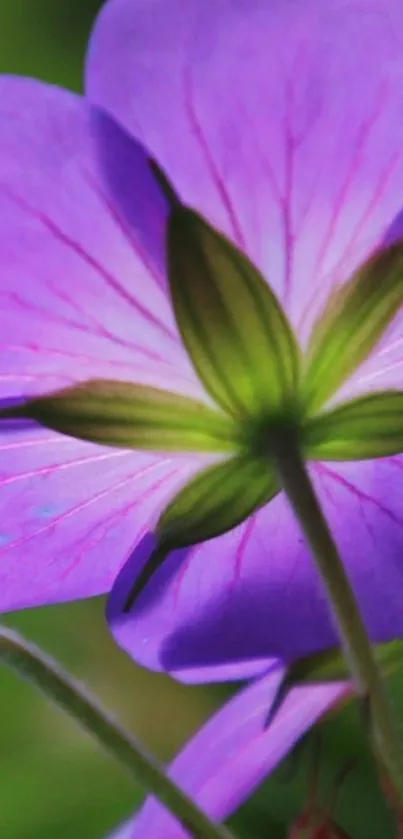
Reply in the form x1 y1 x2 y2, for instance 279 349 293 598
108 456 403 682
0 76 207 401
87 0 403 344
108 669 349 839
0 431 208 611
0 77 208 611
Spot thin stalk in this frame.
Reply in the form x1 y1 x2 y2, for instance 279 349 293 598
0 626 234 839
273 442 403 802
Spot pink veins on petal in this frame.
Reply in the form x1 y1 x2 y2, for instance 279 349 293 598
0 76 211 613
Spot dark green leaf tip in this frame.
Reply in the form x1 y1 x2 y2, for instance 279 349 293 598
148 157 181 208
123 545 170 613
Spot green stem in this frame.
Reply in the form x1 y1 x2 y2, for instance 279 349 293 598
0 626 235 839
272 442 403 802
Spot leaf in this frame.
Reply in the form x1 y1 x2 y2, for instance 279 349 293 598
302 243 403 413
304 391 403 460
168 206 300 420
157 454 278 549
0 379 240 452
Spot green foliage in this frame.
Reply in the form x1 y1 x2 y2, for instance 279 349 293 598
3 599 222 839
3 600 400 839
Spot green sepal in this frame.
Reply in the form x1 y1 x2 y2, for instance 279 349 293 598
168 206 300 420
288 640 403 686
1 380 240 452
267 641 403 728
302 243 403 413
304 391 403 460
157 455 278 549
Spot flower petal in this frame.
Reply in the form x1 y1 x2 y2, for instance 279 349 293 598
5 380 237 452
304 391 403 460
168 206 299 418
0 76 208 402
0 77 208 612
108 455 403 682
87 0 403 338
0 432 206 612
109 670 348 839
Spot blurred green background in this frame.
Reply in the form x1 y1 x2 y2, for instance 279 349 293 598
0 2 400 837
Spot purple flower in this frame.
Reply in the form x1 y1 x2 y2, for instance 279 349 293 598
1 0 403 685
0 79 208 610
107 665 349 838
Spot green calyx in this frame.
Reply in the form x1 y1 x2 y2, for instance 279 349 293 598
266 639 403 728
4 181 403 559
154 213 403 551
288 639 403 687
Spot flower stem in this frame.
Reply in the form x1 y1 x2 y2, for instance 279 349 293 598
0 625 235 839
272 442 403 802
